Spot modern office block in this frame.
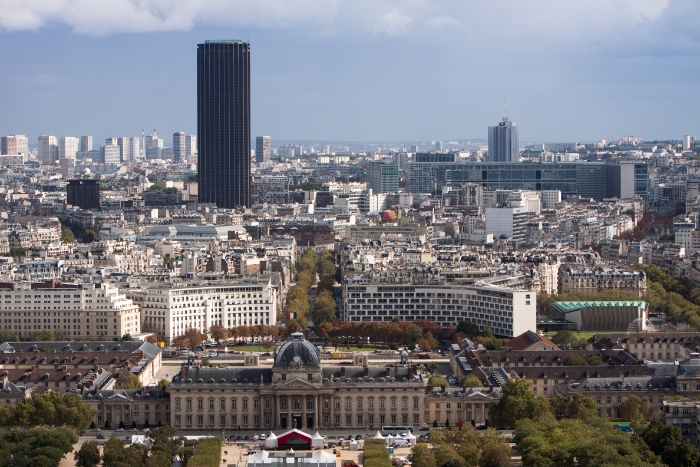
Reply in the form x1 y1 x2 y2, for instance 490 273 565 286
67 179 100 210
116 137 131 162
407 160 649 201
488 118 520 162
368 160 399 193
58 136 79 160
256 136 270 163
101 144 121 165
1 135 28 155
129 136 140 161
38 135 58 164
80 135 92 152
197 40 251 208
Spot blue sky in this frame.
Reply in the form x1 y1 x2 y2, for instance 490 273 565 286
0 0 698 146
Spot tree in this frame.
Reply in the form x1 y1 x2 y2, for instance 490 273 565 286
102 436 126 467
262 339 273 352
550 330 577 348
157 379 170 391
416 334 438 352
82 229 99 243
550 394 597 420
586 356 604 366
0 392 96 429
460 375 483 388
489 379 552 428
147 425 183 464
121 333 132 341
478 431 511 467
640 421 700 467
123 373 141 390
201 358 211 367
312 289 337 325
457 320 479 337
563 354 586 366
172 328 206 351
75 441 101 467
618 395 651 423
61 226 75 244
409 443 436 467
428 375 450 388
483 337 504 350
0 330 18 343
209 324 228 344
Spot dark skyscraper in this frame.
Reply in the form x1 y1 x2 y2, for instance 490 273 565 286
197 40 251 208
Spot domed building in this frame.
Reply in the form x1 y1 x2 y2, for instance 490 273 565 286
170 333 426 431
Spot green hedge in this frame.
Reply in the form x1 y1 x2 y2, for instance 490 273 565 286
363 439 391 467
188 437 222 467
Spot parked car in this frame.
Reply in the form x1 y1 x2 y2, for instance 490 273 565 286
355 435 363 440
346 435 353 440
114 428 124 432
128 428 138 432
96 434 106 439
89 428 100 433
142 428 150 433
236 436 243 441
419 427 430 431
260 434 266 440
475 425 487 431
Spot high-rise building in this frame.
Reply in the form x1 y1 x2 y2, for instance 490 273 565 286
38 135 58 164
256 136 270 163
67 179 100 210
684 135 692 151
1 135 28 155
435 141 444 152
116 137 131 163
80 136 92 152
185 135 196 163
129 137 140 161
173 132 186 163
368 160 399 194
197 40 251 208
145 130 163 159
58 136 79 160
101 144 120 165
488 117 519 162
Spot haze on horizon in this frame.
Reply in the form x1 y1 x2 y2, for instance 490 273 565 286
0 0 697 146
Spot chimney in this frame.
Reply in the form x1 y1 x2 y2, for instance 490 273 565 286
31 365 36 373
61 365 67 372
340 367 346 377
180 366 186 380
94 364 100 372
440 385 445 392
489 384 493 393
363 366 369 377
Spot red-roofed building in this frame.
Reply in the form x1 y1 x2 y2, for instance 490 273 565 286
506 331 560 351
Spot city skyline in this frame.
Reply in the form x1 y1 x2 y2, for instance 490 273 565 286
0 1 699 143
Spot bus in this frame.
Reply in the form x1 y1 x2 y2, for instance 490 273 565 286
381 426 413 436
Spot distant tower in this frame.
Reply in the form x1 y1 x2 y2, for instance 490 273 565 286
488 118 520 162
684 135 692 151
435 141 444 152
173 132 186 163
256 136 270 163
80 136 92 152
198 40 251 208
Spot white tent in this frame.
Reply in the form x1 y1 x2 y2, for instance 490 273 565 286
349 440 358 451
247 450 271 467
311 450 337 467
265 432 279 449
311 432 324 449
372 431 385 439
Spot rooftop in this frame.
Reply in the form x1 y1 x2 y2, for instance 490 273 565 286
552 301 647 313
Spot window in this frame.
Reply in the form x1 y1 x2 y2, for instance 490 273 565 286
243 399 248 410
357 415 363 425
380 399 385 409
346 399 352 410
335 416 340 425
232 399 237 410
232 415 237 425
220 414 226 425
175 415 181 425
220 399 226 410
186 399 192 410
197 415 203 425
335 400 340 410
413 398 419 409
209 399 214 410
403 399 408 409
357 399 363 410
176 399 181 410
391 415 397 424
308 374 313 381
307 398 313 410
209 415 214 425
324 400 329 409
346 415 351 425
254 399 259 410
265 399 270 409
186 415 192 425
413 414 419 424
380 415 385 424
243 415 248 425
281 399 286 410
294 399 300 410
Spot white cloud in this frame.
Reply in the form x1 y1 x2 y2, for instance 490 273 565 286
425 15 459 28
371 9 413 36
0 0 674 38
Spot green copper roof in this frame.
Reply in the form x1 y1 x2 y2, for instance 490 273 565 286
552 301 647 313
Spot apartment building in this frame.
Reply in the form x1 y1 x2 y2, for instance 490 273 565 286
0 281 140 340
557 266 647 297
132 276 278 345
342 283 536 338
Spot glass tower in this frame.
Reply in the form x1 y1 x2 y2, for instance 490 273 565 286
197 40 251 208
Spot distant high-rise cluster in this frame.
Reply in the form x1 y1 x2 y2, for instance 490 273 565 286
1 135 28 155
173 132 197 163
197 40 251 209
38 135 58 164
488 117 519 162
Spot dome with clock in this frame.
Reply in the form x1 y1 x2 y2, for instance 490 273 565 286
273 332 320 369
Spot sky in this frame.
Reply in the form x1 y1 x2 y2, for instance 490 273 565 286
1 0 699 146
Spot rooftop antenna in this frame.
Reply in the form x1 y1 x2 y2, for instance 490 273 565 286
503 99 507 121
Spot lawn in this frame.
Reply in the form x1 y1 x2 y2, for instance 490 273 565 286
541 330 606 342
226 344 273 352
